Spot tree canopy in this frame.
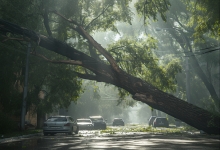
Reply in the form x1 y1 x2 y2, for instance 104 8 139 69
0 0 219 134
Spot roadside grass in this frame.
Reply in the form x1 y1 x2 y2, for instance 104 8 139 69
0 129 42 139
100 125 199 135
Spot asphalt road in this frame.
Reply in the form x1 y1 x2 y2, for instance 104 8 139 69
0 126 219 150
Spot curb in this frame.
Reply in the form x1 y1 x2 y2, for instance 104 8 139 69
0 133 42 144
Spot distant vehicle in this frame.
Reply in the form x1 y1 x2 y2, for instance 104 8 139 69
76 118 94 130
153 117 169 128
112 118 125 126
148 116 157 126
174 119 181 127
89 116 107 129
43 116 79 136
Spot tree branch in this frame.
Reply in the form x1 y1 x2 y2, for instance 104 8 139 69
31 52 82 65
53 10 80 26
85 4 111 30
53 11 121 73
2 37 25 42
74 72 97 80
75 26 121 72
43 8 52 37
1 18 219 134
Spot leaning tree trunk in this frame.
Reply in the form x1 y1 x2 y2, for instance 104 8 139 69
0 19 219 134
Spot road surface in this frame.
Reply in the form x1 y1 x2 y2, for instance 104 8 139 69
0 126 219 150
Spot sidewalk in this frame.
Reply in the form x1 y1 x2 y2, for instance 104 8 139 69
0 132 42 144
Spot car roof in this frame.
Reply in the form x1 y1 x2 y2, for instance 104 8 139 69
77 118 91 120
50 115 72 118
113 118 123 119
155 117 167 119
89 116 103 118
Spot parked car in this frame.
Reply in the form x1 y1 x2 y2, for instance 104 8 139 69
89 116 107 129
112 118 125 126
43 116 79 136
174 119 182 127
77 118 94 130
153 117 169 128
148 116 157 126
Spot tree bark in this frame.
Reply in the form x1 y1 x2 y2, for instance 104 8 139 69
37 111 45 129
0 19 219 134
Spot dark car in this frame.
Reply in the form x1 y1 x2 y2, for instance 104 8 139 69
153 117 169 128
112 118 124 126
89 116 106 129
148 116 157 126
43 116 79 136
77 118 94 130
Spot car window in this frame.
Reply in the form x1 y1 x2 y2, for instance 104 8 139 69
114 119 123 122
90 118 103 121
69 117 74 122
47 117 67 122
149 116 156 121
77 119 92 123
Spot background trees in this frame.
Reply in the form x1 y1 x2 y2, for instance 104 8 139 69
0 0 219 133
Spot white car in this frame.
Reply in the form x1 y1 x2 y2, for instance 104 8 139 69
77 118 94 130
89 116 107 129
43 116 79 136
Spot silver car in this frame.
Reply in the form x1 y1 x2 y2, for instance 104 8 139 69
43 116 79 136
77 118 94 130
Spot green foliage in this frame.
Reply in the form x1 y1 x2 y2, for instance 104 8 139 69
107 37 180 92
100 125 198 134
135 0 171 23
0 42 25 114
27 49 82 114
182 0 220 41
165 59 182 81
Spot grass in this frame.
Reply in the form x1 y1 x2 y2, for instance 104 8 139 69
0 129 42 139
100 125 199 135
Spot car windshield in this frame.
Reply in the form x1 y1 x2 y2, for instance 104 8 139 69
77 119 91 123
47 117 67 122
114 119 123 122
149 116 156 120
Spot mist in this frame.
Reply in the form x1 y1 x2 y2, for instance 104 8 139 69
56 0 219 124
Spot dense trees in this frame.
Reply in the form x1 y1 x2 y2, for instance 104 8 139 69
0 0 219 134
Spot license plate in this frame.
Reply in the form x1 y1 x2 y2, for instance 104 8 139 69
50 127 60 128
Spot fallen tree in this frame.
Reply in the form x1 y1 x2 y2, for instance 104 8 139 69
0 19 219 134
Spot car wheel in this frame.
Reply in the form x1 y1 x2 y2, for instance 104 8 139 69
43 132 48 136
74 127 79 134
68 127 73 135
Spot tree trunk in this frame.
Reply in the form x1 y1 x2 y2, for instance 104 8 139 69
37 111 45 129
0 19 219 134
157 110 162 117
151 109 157 116
168 29 220 106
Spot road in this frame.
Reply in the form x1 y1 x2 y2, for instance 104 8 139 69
0 126 219 150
